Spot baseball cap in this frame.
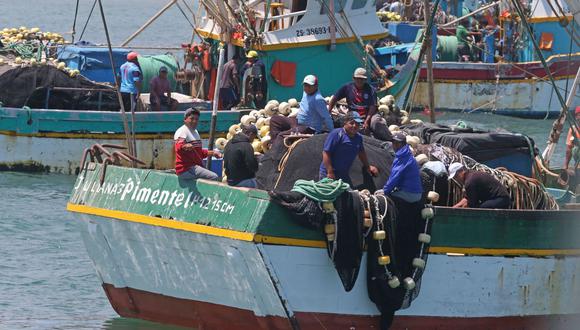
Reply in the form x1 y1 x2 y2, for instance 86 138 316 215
127 51 139 61
246 50 258 59
575 106 580 115
184 107 200 119
353 67 367 79
344 111 364 124
303 74 318 86
392 132 407 142
159 66 168 73
448 162 464 180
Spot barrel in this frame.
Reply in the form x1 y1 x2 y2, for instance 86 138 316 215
436 35 458 62
137 54 179 93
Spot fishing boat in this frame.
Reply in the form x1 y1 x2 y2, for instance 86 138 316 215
375 0 580 118
66 158 580 329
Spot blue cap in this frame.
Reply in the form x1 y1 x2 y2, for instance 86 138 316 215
345 111 364 124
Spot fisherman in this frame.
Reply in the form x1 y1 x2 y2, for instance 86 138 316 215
320 112 379 186
241 50 267 108
219 54 241 110
563 106 580 191
223 124 259 188
174 108 222 181
328 68 392 141
297 74 334 133
448 162 511 209
382 132 423 202
149 66 178 111
119 51 142 112
456 20 472 61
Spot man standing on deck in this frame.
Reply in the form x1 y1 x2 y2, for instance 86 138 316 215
150 66 178 111
320 112 379 187
223 124 259 188
382 132 423 203
448 162 510 209
174 108 222 181
297 74 334 133
328 68 392 141
119 51 142 112
241 50 267 108
219 54 241 110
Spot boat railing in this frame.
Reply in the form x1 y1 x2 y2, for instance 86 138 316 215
263 10 307 32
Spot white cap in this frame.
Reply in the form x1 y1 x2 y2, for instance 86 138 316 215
353 67 367 79
448 162 464 180
303 74 318 86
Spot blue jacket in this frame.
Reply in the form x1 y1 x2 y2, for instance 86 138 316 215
383 144 423 195
297 91 333 133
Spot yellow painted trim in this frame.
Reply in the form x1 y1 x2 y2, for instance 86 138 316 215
429 247 580 257
67 203 255 242
0 130 222 139
67 203 580 257
196 29 387 51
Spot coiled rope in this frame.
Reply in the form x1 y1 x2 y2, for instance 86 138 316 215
291 178 350 202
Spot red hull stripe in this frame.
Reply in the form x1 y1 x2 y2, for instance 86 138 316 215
103 284 580 329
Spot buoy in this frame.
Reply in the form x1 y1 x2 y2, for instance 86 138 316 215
267 99 280 107
222 175 228 183
57 62 66 70
400 110 409 117
0 58 4 65
264 117 271 126
412 258 426 269
379 94 395 106
378 255 391 265
326 233 335 241
261 135 271 152
364 217 373 228
241 115 255 126
252 140 262 153
388 276 400 288
277 102 289 115
322 202 335 213
364 210 370 218
406 135 420 148
29 58 37 66
14 57 22 64
260 125 269 137
264 102 277 116
401 116 410 125
229 124 240 135
378 104 390 115
373 230 386 240
403 277 416 290
215 138 227 151
226 132 233 140
258 109 266 117
255 117 266 129
70 69 80 77
324 224 335 234
415 154 429 166
421 207 434 220
288 98 298 107
410 119 423 124
288 108 299 118
418 233 431 244
388 125 400 132
249 109 260 118
427 191 439 203
40 58 47 65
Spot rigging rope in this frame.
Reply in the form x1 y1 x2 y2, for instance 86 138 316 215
291 178 350 202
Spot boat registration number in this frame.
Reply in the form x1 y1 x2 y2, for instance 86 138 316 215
296 26 331 37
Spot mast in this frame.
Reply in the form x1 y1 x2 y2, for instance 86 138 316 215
206 44 225 171
424 0 436 123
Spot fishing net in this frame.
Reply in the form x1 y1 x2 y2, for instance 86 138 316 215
0 64 119 110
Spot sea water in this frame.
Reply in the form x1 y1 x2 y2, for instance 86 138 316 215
0 0 572 328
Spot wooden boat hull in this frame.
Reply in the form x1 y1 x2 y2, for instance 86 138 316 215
0 107 242 173
67 164 580 328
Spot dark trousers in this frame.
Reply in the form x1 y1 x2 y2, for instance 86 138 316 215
479 196 510 209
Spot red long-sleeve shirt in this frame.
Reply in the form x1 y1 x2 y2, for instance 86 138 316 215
174 125 208 175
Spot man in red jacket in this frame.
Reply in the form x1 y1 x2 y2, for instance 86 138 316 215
174 108 222 180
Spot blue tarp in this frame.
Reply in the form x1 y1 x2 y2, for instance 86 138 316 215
374 43 415 69
57 44 130 83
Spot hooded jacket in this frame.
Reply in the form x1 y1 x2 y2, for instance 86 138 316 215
223 133 258 185
383 144 423 195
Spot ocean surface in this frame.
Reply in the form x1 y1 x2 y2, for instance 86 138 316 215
0 1 573 329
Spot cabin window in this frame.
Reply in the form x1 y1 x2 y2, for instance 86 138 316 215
351 0 367 10
320 0 347 14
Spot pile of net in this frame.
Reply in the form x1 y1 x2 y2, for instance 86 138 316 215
0 63 118 110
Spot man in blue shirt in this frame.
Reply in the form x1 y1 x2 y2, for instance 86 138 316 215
320 112 379 186
118 51 142 112
297 75 334 133
327 68 392 141
383 132 423 202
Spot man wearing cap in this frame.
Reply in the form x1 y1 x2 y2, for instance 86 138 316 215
320 112 379 186
382 132 423 203
241 50 267 108
328 67 392 141
174 108 222 181
224 124 259 188
150 66 178 111
448 162 510 209
297 74 334 133
219 54 242 110
119 51 142 112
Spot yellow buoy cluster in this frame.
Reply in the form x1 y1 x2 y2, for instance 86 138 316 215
0 27 65 44
0 55 80 77
377 11 402 22
214 98 301 155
